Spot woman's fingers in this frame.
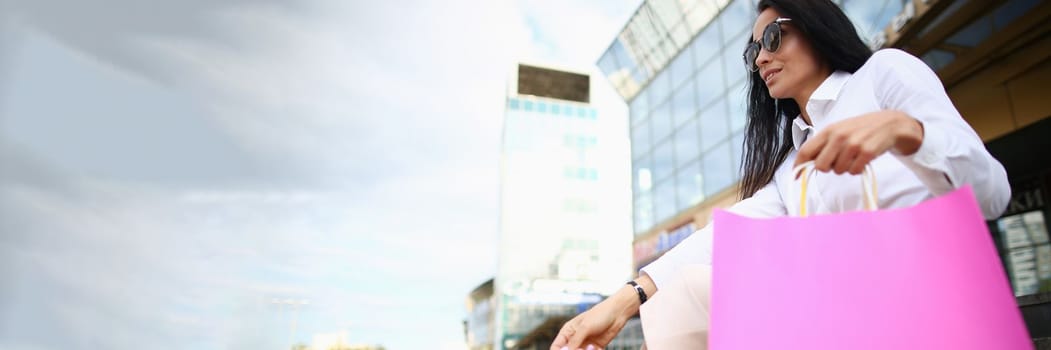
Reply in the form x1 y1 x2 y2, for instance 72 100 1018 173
550 321 575 350
848 140 880 175
796 112 904 175
812 132 842 173
552 317 590 350
794 131 827 175
832 137 860 174
565 318 591 350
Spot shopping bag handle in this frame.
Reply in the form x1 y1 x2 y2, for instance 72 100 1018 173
791 160 878 217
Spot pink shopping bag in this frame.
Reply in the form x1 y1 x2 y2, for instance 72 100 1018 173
710 185 1032 349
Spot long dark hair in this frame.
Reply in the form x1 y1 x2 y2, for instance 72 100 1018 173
739 0 873 199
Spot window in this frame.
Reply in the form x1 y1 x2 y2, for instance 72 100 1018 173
945 14 993 47
920 49 956 72
994 210 1051 297
669 41 694 90
651 101 674 143
652 139 675 184
634 193 654 234
634 156 653 194
694 59 724 111
676 160 705 209
650 0 686 35
722 30 750 85
699 99 730 151
684 0 720 33
674 117 701 168
703 141 735 195
631 89 651 126
654 178 678 224
720 0 754 44
690 23 722 68
671 80 697 127
842 0 903 43
648 67 672 108
610 41 636 74
726 80 748 133
598 50 621 79
670 22 692 47
994 0 1041 30
509 99 520 110
583 136 595 148
631 66 651 93
631 120 652 159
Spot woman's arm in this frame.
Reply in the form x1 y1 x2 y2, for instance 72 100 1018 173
551 182 784 350
872 49 1011 219
794 49 1010 219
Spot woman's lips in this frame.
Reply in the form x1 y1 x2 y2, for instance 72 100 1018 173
764 68 781 84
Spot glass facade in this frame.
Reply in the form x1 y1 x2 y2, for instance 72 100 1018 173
600 0 913 235
597 0 732 100
495 75 632 349
996 209 1051 297
919 0 1042 72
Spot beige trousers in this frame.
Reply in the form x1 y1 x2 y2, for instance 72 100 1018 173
639 264 712 350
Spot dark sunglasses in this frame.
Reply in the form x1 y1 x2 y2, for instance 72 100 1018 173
743 17 792 72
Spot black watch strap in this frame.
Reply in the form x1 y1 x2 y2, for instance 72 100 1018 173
627 280 648 304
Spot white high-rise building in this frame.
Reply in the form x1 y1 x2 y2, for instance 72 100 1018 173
493 63 632 349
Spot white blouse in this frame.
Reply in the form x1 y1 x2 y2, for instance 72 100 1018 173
640 49 1011 290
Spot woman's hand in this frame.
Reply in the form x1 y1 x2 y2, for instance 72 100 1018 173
550 278 651 350
794 110 924 175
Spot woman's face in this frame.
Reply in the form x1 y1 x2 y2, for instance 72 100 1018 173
751 8 828 102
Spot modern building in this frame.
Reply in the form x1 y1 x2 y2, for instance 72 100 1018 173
465 279 496 350
598 0 1050 345
493 63 633 349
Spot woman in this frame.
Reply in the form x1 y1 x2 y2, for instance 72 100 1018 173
551 0 1010 349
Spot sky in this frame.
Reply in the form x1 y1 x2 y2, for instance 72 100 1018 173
0 0 639 349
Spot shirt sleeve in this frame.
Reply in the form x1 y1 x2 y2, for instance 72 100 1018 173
873 49 1011 220
640 180 786 291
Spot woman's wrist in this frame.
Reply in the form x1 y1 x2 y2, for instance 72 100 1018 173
612 275 656 317
891 111 924 156
611 284 643 318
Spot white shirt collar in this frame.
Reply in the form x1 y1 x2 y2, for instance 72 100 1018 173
791 117 812 151
791 70 852 150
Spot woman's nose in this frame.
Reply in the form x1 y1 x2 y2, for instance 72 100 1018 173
755 49 772 70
